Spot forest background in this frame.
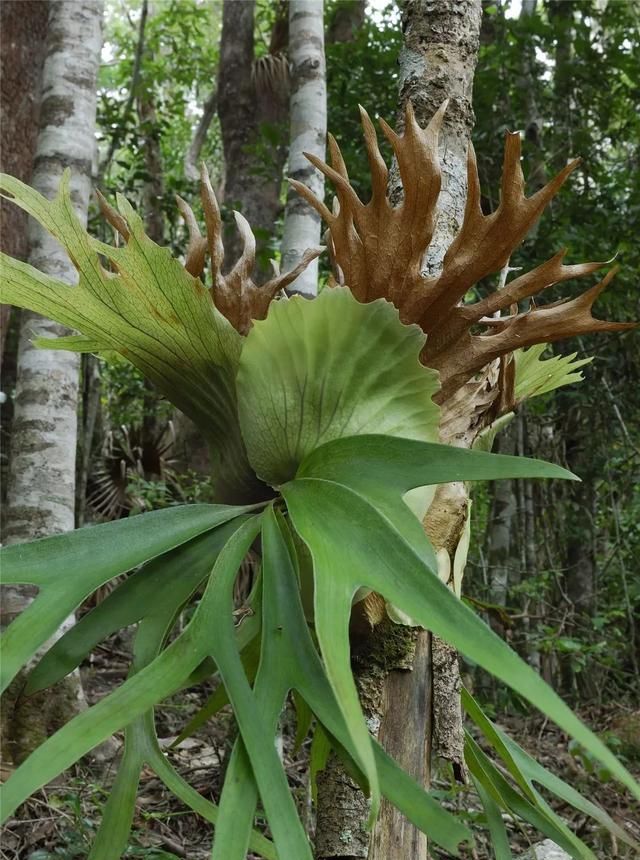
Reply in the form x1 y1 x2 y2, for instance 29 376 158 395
0 0 638 857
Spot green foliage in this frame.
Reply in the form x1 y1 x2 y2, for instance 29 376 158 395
3 4 639 843
325 5 401 203
237 287 440 485
99 0 221 234
1 142 637 854
1 432 637 856
465 0 640 707
514 345 592 402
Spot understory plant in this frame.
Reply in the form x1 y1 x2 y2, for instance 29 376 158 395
0 103 638 859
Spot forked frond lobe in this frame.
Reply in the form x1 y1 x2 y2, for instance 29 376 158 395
197 164 323 334
293 103 636 405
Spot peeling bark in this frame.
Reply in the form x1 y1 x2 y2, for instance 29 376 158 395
316 618 421 860
1 0 103 762
281 0 327 297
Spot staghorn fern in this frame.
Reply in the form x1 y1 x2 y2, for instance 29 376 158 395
0 104 637 859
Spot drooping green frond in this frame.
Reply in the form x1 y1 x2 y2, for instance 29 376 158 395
0 504 250 693
462 689 639 855
514 344 592 402
282 437 640 809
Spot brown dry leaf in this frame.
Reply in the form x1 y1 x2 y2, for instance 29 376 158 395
199 165 323 334
362 591 387 628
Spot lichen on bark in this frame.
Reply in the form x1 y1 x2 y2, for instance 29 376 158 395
1 0 103 764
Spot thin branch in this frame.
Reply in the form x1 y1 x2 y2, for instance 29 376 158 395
184 88 218 181
601 374 640 456
99 0 149 182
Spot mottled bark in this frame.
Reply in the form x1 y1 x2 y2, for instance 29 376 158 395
0 1 48 369
281 0 326 297
2 0 103 763
372 3 482 857
389 0 482 272
327 0 366 44
217 0 289 274
5 0 102 539
315 5 483 856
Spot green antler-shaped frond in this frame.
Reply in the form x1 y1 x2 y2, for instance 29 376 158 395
514 344 592 403
0 171 263 501
0 171 240 429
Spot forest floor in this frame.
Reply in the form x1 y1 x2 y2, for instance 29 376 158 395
2 633 639 860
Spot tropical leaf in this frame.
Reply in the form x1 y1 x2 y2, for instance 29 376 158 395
171 632 261 749
0 172 262 500
465 734 595 860
237 286 441 486
514 344 592 402
209 507 472 857
25 519 248 694
0 516 263 822
297 433 577 574
0 504 253 693
86 523 273 860
281 440 640 806
462 689 638 852
470 774 512 860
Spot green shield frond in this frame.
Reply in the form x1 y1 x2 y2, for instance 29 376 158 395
237 286 441 485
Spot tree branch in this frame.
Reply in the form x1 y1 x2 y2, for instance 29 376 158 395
99 0 148 182
184 87 218 181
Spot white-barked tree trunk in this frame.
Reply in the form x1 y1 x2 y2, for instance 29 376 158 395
2 0 103 762
281 0 326 298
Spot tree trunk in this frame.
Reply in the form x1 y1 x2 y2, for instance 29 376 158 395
281 0 327 297
217 0 289 274
1 0 103 764
371 7 482 859
313 3 483 858
326 0 366 44
562 409 597 696
137 0 165 247
0 1 48 370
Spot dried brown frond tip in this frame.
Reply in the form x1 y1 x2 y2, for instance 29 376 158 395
293 102 636 402
198 164 323 335
96 189 130 242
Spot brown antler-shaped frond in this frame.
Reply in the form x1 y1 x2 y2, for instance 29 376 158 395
199 165 323 335
290 100 445 309
294 104 636 402
413 136 581 328
433 273 637 402
96 189 130 242
176 194 208 277
423 251 624 401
